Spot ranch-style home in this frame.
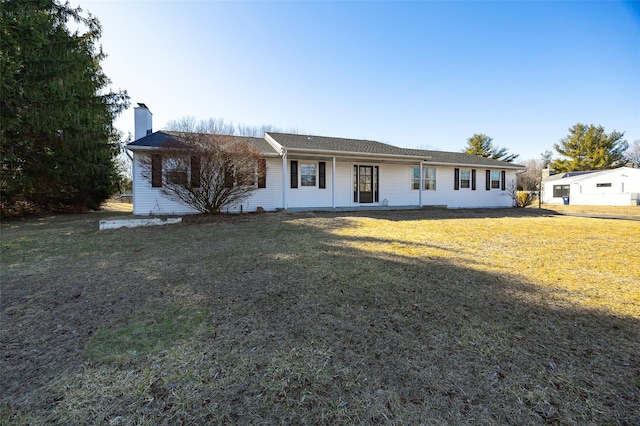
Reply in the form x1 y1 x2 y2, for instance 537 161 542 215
542 167 640 206
127 104 526 215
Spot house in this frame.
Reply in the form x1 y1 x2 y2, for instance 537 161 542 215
542 167 640 206
127 104 526 215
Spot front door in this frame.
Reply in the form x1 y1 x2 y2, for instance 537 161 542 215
359 166 373 203
354 165 379 203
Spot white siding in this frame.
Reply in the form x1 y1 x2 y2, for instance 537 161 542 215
379 164 420 206
284 160 334 208
542 168 640 206
133 152 520 214
132 153 282 215
132 153 198 215
225 158 283 212
422 167 515 208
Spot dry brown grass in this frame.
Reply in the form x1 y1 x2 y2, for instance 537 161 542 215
1 207 639 425
538 204 640 218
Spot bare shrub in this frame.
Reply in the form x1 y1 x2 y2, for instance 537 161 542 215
137 133 264 213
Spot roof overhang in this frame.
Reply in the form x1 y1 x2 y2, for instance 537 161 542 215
285 147 431 163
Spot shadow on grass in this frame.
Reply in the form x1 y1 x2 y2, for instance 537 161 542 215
1 211 638 424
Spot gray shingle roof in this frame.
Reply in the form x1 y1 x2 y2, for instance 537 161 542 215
128 131 279 156
267 132 525 169
128 131 525 169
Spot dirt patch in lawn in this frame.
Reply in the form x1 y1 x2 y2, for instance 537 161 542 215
1 208 638 424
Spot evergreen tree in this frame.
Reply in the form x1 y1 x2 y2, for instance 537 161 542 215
551 124 627 172
0 0 129 212
463 133 519 162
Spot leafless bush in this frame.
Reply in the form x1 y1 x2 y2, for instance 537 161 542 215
138 133 265 213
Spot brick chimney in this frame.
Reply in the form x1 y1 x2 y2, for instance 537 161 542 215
134 103 152 140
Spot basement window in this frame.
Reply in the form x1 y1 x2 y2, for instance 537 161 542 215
596 183 612 188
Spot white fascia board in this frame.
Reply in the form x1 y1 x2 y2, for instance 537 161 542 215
423 160 526 170
126 144 280 157
285 147 431 162
264 133 285 155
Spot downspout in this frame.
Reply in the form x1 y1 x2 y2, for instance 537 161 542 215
281 150 287 210
332 156 336 208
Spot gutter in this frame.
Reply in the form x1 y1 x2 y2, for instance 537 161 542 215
422 160 527 170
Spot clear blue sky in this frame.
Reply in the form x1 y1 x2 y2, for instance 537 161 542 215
76 0 640 161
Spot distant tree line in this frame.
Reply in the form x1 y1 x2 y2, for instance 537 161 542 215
165 117 299 138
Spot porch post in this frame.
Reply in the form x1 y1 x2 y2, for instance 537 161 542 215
282 151 287 209
419 162 423 207
332 156 336 208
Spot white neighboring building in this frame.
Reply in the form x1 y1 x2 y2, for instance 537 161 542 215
127 104 526 215
542 167 640 206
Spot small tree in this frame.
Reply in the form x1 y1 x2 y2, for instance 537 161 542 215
625 139 640 168
463 134 519 162
517 159 543 191
506 179 534 208
138 133 265 213
551 123 628 172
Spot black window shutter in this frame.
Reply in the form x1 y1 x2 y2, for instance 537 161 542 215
454 168 459 190
224 161 234 188
319 161 326 189
291 160 298 188
151 154 162 187
486 170 491 191
471 169 476 191
501 170 506 190
191 156 201 188
354 165 358 202
258 158 266 188
374 166 379 202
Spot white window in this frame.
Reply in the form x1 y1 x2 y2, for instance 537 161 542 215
300 163 317 187
491 171 500 189
412 166 437 190
411 167 420 190
423 167 436 190
460 169 471 189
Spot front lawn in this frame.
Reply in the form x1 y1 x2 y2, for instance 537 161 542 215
1 208 638 424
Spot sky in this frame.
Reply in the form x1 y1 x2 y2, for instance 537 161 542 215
75 0 640 162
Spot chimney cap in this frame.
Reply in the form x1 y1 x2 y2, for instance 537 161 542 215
136 103 149 109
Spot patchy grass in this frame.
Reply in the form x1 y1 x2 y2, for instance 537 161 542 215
85 304 206 365
1 208 639 425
